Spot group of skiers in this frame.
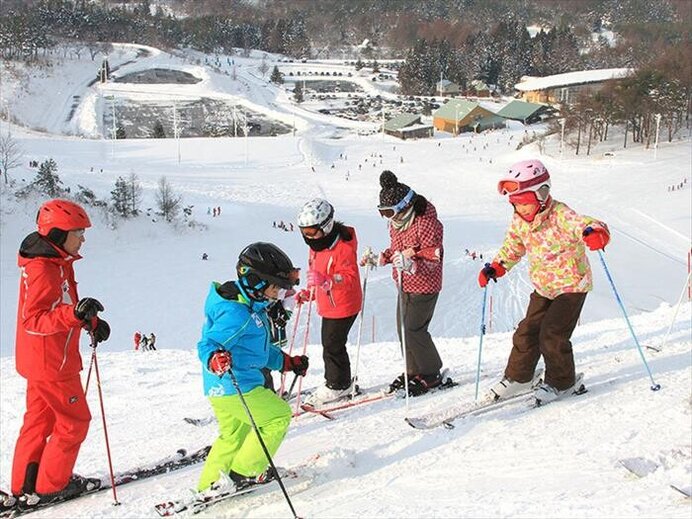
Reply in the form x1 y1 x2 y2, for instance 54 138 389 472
4 158 609 511
133 331 157 351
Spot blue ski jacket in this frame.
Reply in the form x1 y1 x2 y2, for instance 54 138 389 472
197 281 284 397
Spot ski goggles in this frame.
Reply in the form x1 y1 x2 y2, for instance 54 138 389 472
497 172 550 195
300 226 323 239
378 189 415 219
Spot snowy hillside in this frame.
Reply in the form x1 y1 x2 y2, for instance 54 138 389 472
0 44 690 518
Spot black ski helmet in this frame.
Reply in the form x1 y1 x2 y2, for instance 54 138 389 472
236 242 298 300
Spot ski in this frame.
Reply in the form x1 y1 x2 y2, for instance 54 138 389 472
183 416 215 427
0 446 211 518
619 457 659 478
405 369 545 430
154 469 304 516
297 370 459 420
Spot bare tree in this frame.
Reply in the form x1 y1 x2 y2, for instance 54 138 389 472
155 176 182 222
0 133 23 184
258 54 269 78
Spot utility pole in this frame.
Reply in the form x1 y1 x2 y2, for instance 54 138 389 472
173 101 181 164
110 96 116 159
559 118 566 160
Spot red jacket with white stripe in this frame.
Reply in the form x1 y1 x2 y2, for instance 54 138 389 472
381 200 444 294
308 226 363 319
15 232 84 381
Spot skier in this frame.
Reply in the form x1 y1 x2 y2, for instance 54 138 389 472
140 334 149 351
372 171 446 397
8 199 110 509
294 199 363 408
134 331 142 351
196 242 308 495
479 159 610 404
148 333 157 351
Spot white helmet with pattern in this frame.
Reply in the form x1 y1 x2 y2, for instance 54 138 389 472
297 198 335 234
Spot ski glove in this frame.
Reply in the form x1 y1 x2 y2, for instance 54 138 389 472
282 354 309 376
359 247 378 268
392 251 415 274
74 297 104 322
294 288 314 305
90 318 111 343
582 225 610 251
307 270 332 291
208 350 232 376
268 301 292 328
478 261 506 288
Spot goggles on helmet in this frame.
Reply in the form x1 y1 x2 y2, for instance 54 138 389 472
300 226 323 239
497 171 550 195
378 189 415 219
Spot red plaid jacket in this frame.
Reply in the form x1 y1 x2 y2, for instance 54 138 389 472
381 201 443 294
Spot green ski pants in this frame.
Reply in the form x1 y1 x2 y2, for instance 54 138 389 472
197 387 292 491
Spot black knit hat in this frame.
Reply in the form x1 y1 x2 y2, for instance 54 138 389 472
379 170 412 207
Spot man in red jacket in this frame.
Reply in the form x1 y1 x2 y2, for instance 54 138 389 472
295 198 363 408
374 171 446 397
8 199 110 509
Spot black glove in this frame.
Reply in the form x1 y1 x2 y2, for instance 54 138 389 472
91 318 111 343
74 297 104 321
268 301 291 329
282 354 309 376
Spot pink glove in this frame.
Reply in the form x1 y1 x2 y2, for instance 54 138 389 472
294 288 314 305
307 270 332 291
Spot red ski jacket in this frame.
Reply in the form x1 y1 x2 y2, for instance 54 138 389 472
15 233 84 381
308 226 363 319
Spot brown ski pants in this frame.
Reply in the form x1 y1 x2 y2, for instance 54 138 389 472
505 290 587 391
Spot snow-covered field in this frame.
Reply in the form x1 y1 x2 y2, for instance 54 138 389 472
0 44 690 518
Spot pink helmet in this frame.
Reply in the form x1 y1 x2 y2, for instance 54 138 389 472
497 159 551 199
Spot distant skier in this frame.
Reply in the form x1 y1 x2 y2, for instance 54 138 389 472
479 159 609 405
294 199 363 408
8 199 109 509
148 333 157 351
196 242 307 495
134 331 142 351
202 253 209 261
370 171 446 397
140 334 150 351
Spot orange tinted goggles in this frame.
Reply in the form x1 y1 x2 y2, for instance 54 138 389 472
300 226 323 238
498 180 521 195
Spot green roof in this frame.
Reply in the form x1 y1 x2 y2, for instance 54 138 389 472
497 100 548 120
433 99 479 121
384 113 421 131
472 114 506 128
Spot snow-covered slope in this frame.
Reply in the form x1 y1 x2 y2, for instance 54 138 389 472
0 44 690 518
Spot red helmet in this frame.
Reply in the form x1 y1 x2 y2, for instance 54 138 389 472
36 199 91 236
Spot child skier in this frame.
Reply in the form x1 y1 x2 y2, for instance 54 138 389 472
478 159 610 405
373 171 447 397
294 198 363 408
196 242 308 495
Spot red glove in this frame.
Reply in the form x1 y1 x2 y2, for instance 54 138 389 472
478 261 506 288
582 226 610 251
282 354 309 376
294 288 314 305
307 270 332 290
208 350 232 376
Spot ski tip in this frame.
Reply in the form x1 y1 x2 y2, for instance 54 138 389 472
442 421 455 430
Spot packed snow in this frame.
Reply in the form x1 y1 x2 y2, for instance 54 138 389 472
0 44 690 518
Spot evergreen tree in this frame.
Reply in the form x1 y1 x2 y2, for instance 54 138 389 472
293 81 304 103
111 176 130 217
32 158 63 197
270 65 283 84
152 120 166 138
115 124 127 139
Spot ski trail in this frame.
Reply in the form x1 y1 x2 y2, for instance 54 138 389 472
630 208 691 243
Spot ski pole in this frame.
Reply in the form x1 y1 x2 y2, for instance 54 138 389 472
84 350 95 394
397 268 411 415
597 250 661 391
278 302 303 397
474 285 489 401
88 332 120 506
350 263 371 399
226 367 300 519
283 373 300 402
294 287 315 414
656 271 692 353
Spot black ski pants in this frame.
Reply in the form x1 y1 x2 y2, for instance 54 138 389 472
395 292 443 377
505 290 587 391
321 314 358 390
